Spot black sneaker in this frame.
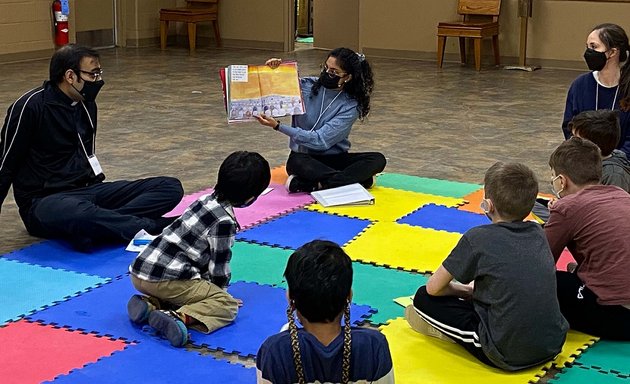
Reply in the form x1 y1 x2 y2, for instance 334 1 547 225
285 175 316 193
127 294 157 324
148 310 189 347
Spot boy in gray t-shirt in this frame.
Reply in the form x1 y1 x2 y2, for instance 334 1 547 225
405 162 568 371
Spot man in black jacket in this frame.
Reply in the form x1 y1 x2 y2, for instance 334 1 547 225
0 45 183 251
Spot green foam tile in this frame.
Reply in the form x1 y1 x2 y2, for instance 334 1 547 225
549 366 628 383
352 263 427 325
574 340 630 376
231 241 292 286
230 241 427 325
377 173 481 198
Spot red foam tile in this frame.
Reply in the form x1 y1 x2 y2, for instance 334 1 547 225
0 320 129 384
556 248 576 272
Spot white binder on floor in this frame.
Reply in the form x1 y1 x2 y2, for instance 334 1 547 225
311 183 375 207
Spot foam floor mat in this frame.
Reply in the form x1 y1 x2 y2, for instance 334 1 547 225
164 183 313 229
351 263 427 325
3 241 134 278
398 203 489 234
231 241 427 325
549 366 628 383
0 259 109 324
191 281 375 357
27 277 143 342
230 241 292 286
380 317 598 384
48 338 256 383
343 222 462 273
0 320 128 384
377 173 482 198
572 340 630 376
307 186 464 222
234 184 315 229
236 210 371 250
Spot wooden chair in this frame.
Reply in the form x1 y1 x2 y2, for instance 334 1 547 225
160 0 221 53
437 0 501 71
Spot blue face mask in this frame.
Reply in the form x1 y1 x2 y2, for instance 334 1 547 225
480 198 492 221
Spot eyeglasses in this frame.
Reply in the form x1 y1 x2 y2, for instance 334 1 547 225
320 63 347 78
79 69 103 81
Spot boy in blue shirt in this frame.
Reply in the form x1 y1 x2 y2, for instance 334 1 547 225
127 151 270 347
406 162 568 371
256 240 394 383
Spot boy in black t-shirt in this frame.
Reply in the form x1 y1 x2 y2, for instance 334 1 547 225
406 162 569 371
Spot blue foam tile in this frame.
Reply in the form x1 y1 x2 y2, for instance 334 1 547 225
397 204 489 234
3 240 136 278
47 339 255 383
236 210 371 250
0 258 109 324
190 281 375 357
27 276 145 342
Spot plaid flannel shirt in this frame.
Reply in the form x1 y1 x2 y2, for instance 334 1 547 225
129 193 238 289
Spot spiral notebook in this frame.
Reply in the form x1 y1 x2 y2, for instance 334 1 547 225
311 183 375 207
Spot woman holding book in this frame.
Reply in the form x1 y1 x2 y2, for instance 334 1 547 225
255 47 386 193
563 23 630 156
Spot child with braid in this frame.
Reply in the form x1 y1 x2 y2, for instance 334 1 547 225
256 240 394 384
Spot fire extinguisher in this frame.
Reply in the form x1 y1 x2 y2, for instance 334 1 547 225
52 0 69 47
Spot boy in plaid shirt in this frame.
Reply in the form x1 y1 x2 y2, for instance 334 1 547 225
127 151 270 347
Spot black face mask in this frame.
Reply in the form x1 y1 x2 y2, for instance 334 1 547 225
583 48 608 71
319 71 341 89
73 79 105 102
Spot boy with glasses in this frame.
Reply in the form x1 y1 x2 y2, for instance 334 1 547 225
0 44 183 251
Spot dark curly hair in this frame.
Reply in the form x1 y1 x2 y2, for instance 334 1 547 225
312 47 374 120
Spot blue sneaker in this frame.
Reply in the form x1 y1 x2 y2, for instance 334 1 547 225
148 310 189 347
127 295 156 324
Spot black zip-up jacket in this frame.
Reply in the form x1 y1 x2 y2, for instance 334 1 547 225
0 81 105 217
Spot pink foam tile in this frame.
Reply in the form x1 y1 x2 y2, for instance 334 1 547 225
164 187 214 217
234 184 315 228
556 248 576 272
0 320 129 384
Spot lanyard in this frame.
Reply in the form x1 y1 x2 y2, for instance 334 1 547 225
77 102 96 158
310 88 342 132
596 83 619 111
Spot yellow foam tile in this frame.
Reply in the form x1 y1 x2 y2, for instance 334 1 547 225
343 222 461 272
380 318 598 384
307 186 465 222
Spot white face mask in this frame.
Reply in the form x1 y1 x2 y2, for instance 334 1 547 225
551 175 564 199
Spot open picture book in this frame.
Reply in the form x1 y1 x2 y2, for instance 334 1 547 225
311 183 376 207
219 62 305 123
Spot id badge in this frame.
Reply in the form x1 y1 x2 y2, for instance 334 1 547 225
88 155 103 176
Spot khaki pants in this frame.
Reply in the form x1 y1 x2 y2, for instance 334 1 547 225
131 276 238 333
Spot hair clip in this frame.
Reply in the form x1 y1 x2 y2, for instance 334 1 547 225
356 52 365 62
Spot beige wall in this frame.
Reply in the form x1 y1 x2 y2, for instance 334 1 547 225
0 0 64 57
75 0 113 32
353 0 630 68
314 0 360 51
2 0 630 67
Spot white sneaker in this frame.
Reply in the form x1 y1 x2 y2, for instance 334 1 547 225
285 174 297 193
404 305 455 343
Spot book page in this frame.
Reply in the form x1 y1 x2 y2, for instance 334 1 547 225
257 62 305 118
311 184 375 207
227 65 263 122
